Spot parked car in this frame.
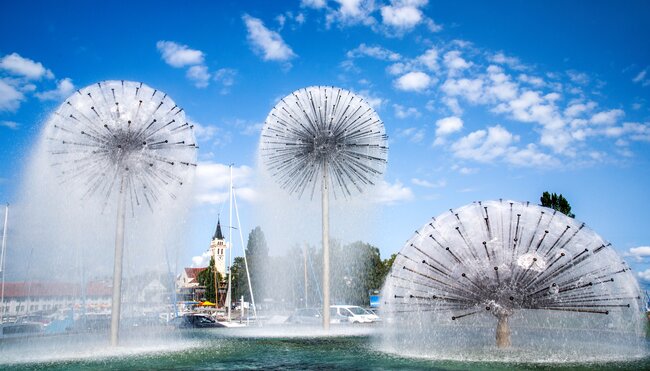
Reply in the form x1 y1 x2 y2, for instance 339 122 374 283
170 314 225 328
329 305 377 324
363 308 381 322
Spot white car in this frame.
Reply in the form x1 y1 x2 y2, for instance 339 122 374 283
329 305 377 324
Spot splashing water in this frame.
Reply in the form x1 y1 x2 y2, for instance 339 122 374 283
379 200 646 362
259 85 388 199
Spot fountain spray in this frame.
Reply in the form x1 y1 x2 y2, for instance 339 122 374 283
260 86 388 329
45 81 197 345
382 200 642 349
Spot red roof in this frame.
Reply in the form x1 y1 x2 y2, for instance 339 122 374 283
184 267 207 283
1 281 112 298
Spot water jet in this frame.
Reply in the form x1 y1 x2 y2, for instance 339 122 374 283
381 200 644 360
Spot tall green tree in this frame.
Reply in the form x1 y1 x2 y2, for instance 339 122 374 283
329 241 385 306
540 191 575 218
245 226 269 301
231 256 248 303
196 256 222 302
380 253 397 285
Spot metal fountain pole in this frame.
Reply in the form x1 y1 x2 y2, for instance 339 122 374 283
110 177 126 346
1 204 8 323
322 161 330 331
304 244 308 308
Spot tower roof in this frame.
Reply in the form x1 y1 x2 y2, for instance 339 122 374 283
213 218 224 240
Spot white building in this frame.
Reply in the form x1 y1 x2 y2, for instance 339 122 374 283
1 281 112 318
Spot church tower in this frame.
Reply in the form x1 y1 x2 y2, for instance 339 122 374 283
210 218 228 277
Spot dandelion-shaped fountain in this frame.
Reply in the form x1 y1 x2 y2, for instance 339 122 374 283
45 80 197 345
260 86 388 329
381 200 645 361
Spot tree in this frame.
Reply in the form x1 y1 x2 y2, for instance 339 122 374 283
380 253 397 286
540 191 575 218
230 256 247 303
196 256 222 303
245 226 269 300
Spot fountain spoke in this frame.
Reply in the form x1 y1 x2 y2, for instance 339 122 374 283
381 200 644 351
45 80 197 345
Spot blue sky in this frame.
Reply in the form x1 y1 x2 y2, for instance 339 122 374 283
1 1 650 284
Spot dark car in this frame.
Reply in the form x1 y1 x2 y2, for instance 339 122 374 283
170 314 225 328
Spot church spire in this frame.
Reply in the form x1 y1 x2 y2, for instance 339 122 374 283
213 217 224 241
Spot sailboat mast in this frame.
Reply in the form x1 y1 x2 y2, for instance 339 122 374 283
227 164 233 321
233 187 258 324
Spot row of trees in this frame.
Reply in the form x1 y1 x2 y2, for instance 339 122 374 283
199 191 573 307
226 227 396 309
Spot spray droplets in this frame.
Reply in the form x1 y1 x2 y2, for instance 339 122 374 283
46 80 197 213
260 86 388 199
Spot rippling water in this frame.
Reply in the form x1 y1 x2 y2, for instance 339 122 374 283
1 327 648 370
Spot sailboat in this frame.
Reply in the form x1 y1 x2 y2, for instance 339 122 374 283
219 165 258 327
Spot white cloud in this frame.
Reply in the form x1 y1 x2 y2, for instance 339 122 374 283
191 251 213 268
214 68 237 93
417 47 439 71
441 77 484 103
331 0 377 26
443 50 471 72
243 14 297 62
567 70 589 85
435 116 463 136
394 71 432 92
458 166 477 175
489 52 523 70
425 18 443 32
0 53 54 80
370 180 414 205
241 122 264 136
626 245 650 259
194 162 256 205
638 268 650 282
441 97 463 115
590 109 624 125
393 104 420 119
0 120 19 130
564 101 596 118
214 68 237 86
0 78 25 112
186 65 211 88
518 74 545 87
451 125 516 162
624 122 650 142
347 43 401 61
411 178 445 188
385 47 438 76
486 65 518 101
34 78 74 101
380 0 425 31
356 89 385 110
505 143 557 167
296 13 306 24
632 69 650 87
396 127 425 143
156 41 204 68
301 0 327 8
